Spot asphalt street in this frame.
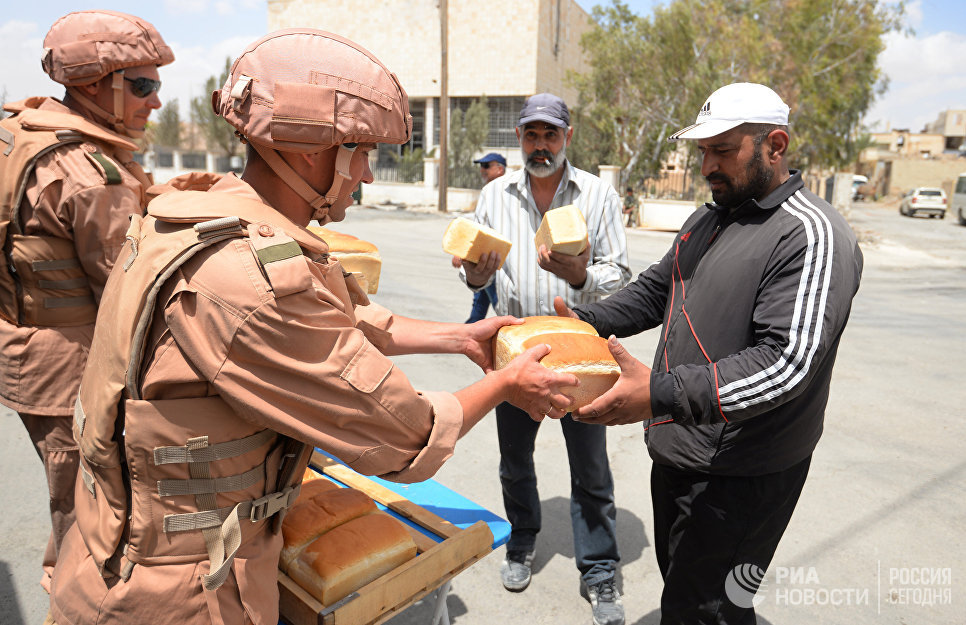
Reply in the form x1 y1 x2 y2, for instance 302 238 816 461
1 197 963 625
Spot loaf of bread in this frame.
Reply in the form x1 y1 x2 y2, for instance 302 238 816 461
533 204 588 255
308 226 382 294
442 217 512 268
494 316 619 410
286 512 418 606
280 485 378 569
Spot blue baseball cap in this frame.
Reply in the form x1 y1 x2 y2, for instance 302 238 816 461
517 93 570 128
473 152 507 166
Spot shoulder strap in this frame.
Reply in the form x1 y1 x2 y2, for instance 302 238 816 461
86 151 123 185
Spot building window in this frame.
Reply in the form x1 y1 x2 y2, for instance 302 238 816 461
410 102 425 152
432 96 527 149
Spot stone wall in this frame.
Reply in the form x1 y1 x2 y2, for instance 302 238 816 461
885 158 966 197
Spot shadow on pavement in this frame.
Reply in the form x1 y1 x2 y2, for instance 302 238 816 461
529 496 649 577
630 609 775 625
0 560 27 625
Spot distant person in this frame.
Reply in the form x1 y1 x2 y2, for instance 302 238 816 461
623 186 639 227
474 152 507 184
0 9 172 591
459 93 631 625
560 82 863 625
455 152 507 322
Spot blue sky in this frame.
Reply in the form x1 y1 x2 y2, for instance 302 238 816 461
2 1 964 133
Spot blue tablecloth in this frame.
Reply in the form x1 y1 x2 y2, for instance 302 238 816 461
310 450 510 550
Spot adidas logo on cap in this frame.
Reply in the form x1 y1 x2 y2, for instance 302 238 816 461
697 101 711 117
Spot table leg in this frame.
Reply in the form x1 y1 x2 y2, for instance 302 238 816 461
430 580 452 625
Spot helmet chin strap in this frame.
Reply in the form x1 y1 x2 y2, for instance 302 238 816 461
67 71 144 139
251 142 357 223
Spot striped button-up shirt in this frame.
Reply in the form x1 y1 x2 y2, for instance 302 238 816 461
461 161 630 317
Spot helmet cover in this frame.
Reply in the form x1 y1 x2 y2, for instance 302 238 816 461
213 29 412 153
42 10 174 86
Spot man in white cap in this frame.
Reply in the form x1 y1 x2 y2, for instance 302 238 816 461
0 9 172 592
556 82 864 624
48 29 575 625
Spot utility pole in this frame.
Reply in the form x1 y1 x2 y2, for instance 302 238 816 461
438 0 448 213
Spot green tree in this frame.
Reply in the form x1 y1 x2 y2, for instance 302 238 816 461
190 58 240 157
570 0 903 191
448 97 490 189
155 99 181 147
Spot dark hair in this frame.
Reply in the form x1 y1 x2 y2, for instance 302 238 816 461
743 123 788 149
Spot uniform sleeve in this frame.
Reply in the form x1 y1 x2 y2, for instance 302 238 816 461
666 219 862 426
67 184 143 301
164 268 463 484
576 186 631 295
27 147 142 303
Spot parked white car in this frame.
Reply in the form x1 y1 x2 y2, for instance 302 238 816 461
899 187 946 219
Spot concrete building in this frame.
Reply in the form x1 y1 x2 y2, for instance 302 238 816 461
267 0 594 172
923 109 966 152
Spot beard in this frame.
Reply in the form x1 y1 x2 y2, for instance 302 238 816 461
523 144 567 178
706 147 774 209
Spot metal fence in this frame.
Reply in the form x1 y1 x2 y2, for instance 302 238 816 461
637 170 697 201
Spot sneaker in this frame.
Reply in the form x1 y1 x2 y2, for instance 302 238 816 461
500 548 535 591
582 579 625 625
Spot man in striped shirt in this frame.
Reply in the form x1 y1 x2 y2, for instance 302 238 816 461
566 83 864 625
460 93 630 625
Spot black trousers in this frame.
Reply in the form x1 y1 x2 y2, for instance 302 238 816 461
651 456 811 625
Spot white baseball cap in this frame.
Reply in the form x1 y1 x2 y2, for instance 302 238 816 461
668 82 789 141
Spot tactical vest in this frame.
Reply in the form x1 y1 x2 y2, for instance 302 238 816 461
0 100 139 326
72 184 338 590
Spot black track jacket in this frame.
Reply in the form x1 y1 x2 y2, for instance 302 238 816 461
574 171 863 475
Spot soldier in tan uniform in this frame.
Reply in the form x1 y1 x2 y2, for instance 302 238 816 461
48 29 576 625
0 10 173 591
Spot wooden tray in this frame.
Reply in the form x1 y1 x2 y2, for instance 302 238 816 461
278 451 495 625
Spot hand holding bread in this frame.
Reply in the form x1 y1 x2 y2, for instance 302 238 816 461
492 341 581 421
571 335 654 426
494 316 621 416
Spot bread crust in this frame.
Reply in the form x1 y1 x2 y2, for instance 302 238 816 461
280 486 377 569
286 512 417 605
493 317 619 410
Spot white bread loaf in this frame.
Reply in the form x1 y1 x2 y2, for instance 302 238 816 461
533 204 588 256
308 226 382 294
442 217 512 268
494 316 619 410
286 512 417 606
280 484 377 570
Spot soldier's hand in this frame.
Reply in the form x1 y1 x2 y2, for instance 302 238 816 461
501 342 578 422
463 315 522 373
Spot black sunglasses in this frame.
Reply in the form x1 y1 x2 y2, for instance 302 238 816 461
480 162 496 169
123 76 162 98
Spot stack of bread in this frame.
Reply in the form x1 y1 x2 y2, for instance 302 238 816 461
533 204 588 255
280 469 417 605
442 217 512 268
494 316 620 411
307 226 382 294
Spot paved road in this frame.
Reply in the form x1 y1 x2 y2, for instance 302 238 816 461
2 198 963 624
